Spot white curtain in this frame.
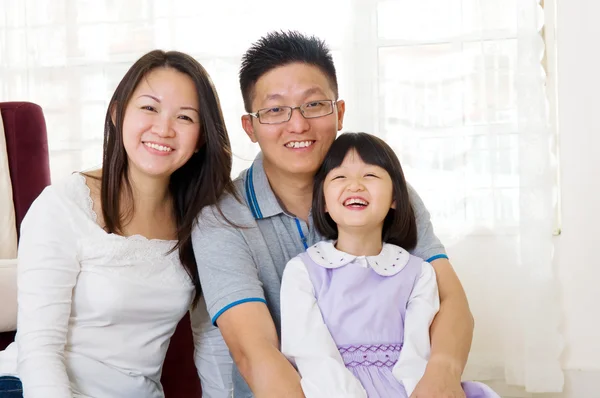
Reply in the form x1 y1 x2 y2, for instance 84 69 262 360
0 0 562 392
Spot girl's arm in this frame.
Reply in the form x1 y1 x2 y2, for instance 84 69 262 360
190 295 233 398
16 187 80 398
392 261 440 396
280 257 367 398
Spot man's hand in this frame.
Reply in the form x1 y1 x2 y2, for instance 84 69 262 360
409 361 465 398
217 301 305 398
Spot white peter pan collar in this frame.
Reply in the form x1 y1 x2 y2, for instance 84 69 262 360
306 240 410 277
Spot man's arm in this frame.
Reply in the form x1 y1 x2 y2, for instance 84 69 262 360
192 199 304 398
407 184 474 397
429 257 474 376
217 302 305 398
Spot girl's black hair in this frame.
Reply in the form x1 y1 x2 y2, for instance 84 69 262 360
313 132 417 250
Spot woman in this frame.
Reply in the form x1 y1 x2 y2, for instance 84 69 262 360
0 50 234 398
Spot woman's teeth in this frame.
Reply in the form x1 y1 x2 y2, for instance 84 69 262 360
144 142 173 152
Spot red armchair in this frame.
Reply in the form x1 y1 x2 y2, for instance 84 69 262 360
0 102 202 397
0 102 50 351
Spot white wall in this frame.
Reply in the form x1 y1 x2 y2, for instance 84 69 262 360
554 0 600 374
489 1 600 396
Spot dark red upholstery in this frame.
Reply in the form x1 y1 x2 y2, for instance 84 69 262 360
0 102 50 350
1 102 51 239
0 102 201 397
162 313 202 397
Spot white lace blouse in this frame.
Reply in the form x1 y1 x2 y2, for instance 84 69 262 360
0 174 232 398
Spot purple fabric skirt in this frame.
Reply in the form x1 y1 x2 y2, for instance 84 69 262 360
339 343 499 398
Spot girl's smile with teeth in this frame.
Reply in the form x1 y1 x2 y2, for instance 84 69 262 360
343 197 369 207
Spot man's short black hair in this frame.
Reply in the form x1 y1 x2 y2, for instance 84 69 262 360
239 30 339 112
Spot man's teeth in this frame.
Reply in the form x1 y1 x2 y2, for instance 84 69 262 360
144 142 173 152
344 198 368 206
285 141 313 149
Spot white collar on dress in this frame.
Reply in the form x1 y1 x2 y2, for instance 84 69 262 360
306 240 410 277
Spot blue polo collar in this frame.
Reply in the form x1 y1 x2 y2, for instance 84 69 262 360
244 153 285 220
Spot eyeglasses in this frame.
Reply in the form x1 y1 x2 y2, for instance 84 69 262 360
248 100 337 125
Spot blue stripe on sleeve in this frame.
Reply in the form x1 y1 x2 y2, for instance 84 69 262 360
211 298 268 326
426 254 449 263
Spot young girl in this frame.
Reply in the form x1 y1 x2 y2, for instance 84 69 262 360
280 132 499 398
0 50 233 398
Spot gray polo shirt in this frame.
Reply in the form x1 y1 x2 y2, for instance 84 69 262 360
191 153 447 398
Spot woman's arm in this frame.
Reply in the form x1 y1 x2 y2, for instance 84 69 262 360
16 187 80 398
190 295 233 398
280 257 367 398
392 261 440 396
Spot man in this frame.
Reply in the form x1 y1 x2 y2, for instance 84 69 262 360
192 30 474 398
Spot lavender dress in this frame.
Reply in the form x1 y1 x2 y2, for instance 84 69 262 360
298 245 499 398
